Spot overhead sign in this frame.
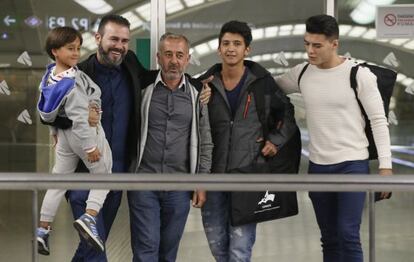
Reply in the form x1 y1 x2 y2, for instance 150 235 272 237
376 4 414 38
47 16 89 31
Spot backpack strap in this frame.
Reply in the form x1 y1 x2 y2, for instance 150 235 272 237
349 64 368 117
297 63 310 88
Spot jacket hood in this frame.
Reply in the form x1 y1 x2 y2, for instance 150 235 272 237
199 60 271 81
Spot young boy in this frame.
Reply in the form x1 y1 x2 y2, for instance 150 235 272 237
36 26 111 255
199 21 298 261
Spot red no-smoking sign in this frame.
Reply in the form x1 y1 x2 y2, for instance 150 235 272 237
384 13 397 26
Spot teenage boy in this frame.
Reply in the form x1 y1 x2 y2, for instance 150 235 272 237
275 14 392 262
199 20 298 261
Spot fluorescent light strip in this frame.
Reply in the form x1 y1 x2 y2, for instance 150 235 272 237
166 0 185 14
121 11 143 30
194 43 210 55
82 32 96 51
252 28 264 40
339 25 352 36
183 0 204 7
136 3 151 21
279 25 293 36
404 40 414 50
402 78 414 86
390 38 410 46
207 39 218 50
362 28 376 39
396 73 407 82
348 26 367 37
73 0 113 14
265 26 278 38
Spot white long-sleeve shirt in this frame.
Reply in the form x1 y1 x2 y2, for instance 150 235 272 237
275 59 392 169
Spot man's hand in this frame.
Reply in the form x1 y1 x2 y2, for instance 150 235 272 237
378 168 393 199
261 140 278 157
199 76 213 105
88 104 100 127
192 189 206 208
87 148 101 163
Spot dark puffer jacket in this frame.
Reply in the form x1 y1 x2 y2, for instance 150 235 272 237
199 60 298 173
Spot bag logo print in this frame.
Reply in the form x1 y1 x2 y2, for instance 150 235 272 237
258 190 275 206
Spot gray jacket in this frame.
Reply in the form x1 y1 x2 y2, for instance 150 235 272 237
37 66 101 151
134 71 213 174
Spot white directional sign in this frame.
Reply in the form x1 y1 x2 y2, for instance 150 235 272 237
3 15 16 26
376 5 414 38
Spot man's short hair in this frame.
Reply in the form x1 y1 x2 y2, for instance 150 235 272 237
159 32 191 52
45 26 82 60
306 14 339 40
219 20 252 47
98 14 130 35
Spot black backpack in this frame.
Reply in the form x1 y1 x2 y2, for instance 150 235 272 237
298 62 397 160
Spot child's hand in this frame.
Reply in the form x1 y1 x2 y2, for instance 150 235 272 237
87 148 101 163
88 104 100 127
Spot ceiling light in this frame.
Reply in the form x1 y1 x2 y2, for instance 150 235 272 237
339 25 352 36
262 54 272 61
350 0 396 24
73 0 113 14
166 0 185 14
265 26 278 38
207 39 218 50
194 43 210 55
292 24 305 36
348 26 367 37
362 28 376 39
121 11 143 30
136 3 151 21
183 0 204 7
403 40 414 50
82 32 96 50
390 38 409 46
279 25 293 36
252 28 264 40
396 73 407 82
251 55 262 62
402 78 414 86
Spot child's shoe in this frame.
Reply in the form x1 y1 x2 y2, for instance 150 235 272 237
73 213 104 252
36 227 51 255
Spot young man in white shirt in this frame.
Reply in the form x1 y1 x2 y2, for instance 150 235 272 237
275 14 392 262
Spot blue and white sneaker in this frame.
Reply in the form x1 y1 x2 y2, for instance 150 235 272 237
36 227 51 255
73 213 104 252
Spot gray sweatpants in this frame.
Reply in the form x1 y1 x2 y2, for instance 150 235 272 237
40 126 112 222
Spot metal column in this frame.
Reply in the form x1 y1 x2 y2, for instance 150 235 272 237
324 0 338 18
150 0 166 69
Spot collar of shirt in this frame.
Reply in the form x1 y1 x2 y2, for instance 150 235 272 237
154 71 187 92
48 66 77 84
93 55 122 74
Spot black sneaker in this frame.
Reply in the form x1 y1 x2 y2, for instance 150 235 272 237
36 227 50 255
73 213 104 252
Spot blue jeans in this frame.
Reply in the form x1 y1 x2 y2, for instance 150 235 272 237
127 191 191 262
201 192 257 262
68 190 122 262
308 160 369 262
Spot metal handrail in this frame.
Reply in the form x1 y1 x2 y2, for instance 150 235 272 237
1 173 413 191
1 173 413 262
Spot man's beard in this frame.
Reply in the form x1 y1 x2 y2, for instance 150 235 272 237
98 44 125 67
